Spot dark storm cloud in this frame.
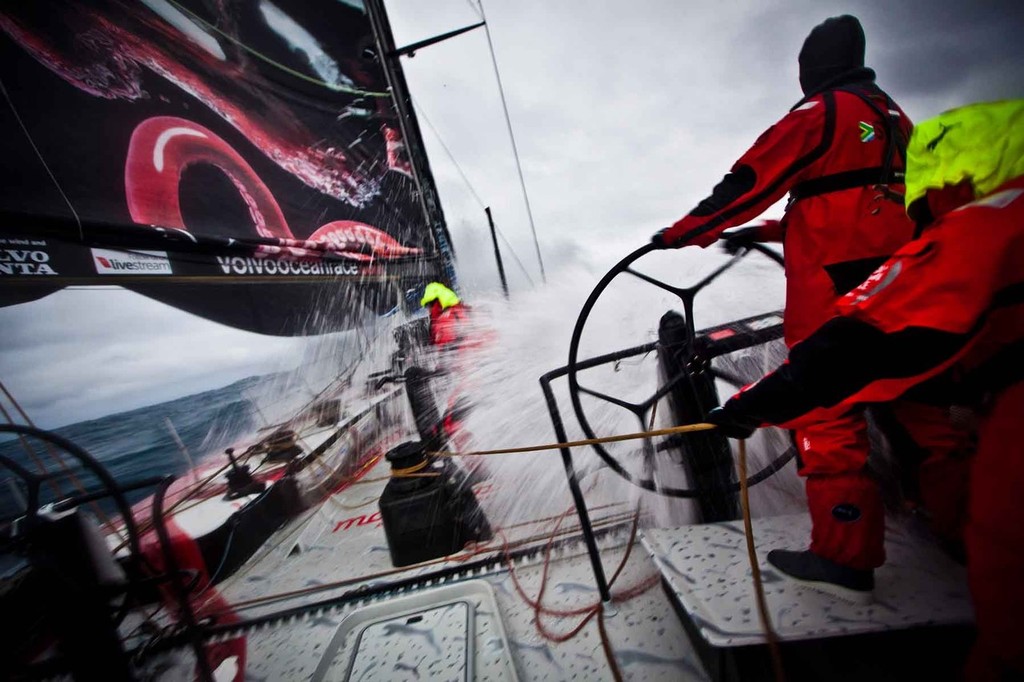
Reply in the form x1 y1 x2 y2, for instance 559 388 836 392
712 1 1023 117
863 0 1024 105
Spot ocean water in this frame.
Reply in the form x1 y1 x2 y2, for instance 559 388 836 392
0 375 263 519
0 318 397 522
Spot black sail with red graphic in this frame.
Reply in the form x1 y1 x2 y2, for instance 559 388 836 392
0 0 454 335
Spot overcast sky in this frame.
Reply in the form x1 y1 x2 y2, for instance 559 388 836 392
390 0 1024 292
1 0 1021 427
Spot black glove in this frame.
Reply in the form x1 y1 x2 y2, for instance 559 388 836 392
651 228 673 249
720 226 761 255
705 405 759 440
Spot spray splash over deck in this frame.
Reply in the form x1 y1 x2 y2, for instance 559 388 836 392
445 249 806 533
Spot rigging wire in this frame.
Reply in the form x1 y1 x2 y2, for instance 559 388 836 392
0 399 64 501
475 0 547 284
413 98 537 287
492 221 537 288
0 78 83 241
429 422 716 458
464 0 483 20
414 100 488 209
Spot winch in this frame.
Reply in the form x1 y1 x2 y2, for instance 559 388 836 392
378 440 491 567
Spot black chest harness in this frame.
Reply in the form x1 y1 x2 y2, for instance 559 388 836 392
789 84 908 204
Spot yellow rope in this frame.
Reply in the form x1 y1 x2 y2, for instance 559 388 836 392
427 422 716 458
391 459 429 476
355 471 442 485
737 439 786 682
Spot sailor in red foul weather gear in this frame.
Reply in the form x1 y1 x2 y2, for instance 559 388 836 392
710 100 1024 679
418 281 479 462
653 15 966 579
421 281 469 347
654 16 914 345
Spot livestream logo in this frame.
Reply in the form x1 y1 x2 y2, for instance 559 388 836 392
92 249 172 275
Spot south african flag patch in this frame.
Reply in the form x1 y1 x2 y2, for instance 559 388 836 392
859 121 876 142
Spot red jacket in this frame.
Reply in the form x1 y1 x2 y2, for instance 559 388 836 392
726 175 1024 426
429 302 468 346
663 84 914 345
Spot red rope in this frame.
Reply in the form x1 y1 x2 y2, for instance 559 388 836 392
500 499 659 645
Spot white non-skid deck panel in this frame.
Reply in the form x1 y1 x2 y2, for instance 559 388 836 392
488 540 709 682
310 581 516 681
642 514 973 647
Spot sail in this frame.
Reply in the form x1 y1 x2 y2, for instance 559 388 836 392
0 0 454 335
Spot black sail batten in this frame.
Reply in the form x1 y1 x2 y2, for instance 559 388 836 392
0 0 454 335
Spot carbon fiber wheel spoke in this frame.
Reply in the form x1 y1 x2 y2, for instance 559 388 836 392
577 384 643 415
623 267 688 300
690 251 746 292
642 371 690 411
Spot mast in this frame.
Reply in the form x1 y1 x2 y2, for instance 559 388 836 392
365 0 459 291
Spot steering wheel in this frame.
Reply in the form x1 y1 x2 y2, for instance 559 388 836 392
566 242 793 498
0 424 146 625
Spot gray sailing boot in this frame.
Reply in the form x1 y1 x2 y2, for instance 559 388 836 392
767 549 875 604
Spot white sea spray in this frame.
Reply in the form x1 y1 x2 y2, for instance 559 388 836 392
446 249 805 532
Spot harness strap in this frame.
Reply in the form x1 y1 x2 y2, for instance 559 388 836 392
791 166 904 200
791 85 907 203
842 86 907 184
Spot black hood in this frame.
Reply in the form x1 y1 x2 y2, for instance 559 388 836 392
799 15 868 95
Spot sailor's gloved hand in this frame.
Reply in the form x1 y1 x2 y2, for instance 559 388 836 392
720 226 761 255
705 405 759 440
651 228 678 249
652 214 720 249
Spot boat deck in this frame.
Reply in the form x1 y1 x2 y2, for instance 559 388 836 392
644 514 972 647
142 450 976 681
237 536 705 681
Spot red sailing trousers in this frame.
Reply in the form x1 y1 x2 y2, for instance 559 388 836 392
795 409 882 569
795 401 967 570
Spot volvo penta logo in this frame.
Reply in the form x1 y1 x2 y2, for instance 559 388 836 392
92 248 172 275
831 504 862 523
0 248 57 275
